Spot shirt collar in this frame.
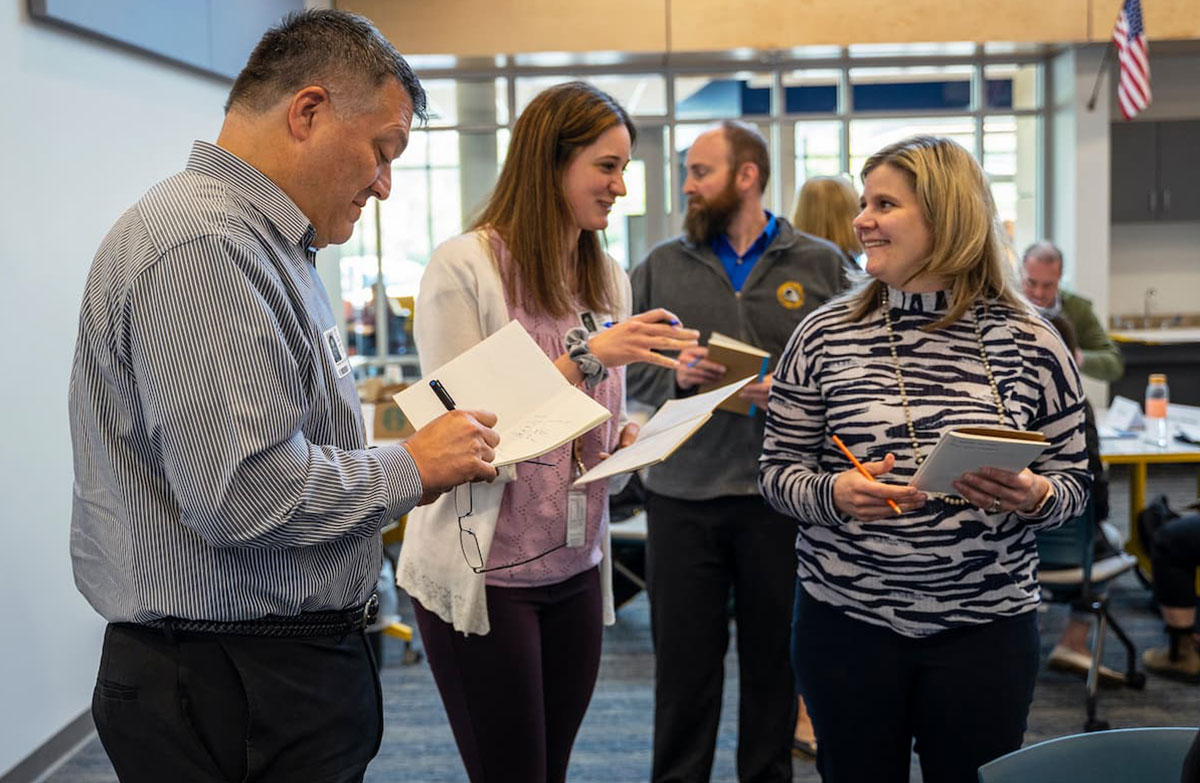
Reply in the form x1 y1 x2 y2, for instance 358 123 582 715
185 140 315 250
711 211 778 259
886 285 951 314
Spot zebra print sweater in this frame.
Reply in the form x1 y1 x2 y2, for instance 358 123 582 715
759 286 1090 638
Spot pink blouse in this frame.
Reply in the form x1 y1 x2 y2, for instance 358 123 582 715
484 240 624 587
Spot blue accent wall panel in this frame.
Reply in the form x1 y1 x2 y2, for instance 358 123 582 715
29 0 303 80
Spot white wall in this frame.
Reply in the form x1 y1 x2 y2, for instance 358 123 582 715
1109 51 1200 321
0 3 227 775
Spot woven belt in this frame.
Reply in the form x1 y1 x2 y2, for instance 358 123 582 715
144 594 379 638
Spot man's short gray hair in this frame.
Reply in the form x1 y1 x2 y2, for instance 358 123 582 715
1022 240 1063 268
225 9 426 122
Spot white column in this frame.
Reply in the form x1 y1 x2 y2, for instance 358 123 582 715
1050 44 1111 406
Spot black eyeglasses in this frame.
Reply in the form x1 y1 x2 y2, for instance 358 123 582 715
455 460 565 574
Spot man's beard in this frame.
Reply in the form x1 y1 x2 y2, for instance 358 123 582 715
684 179 742 245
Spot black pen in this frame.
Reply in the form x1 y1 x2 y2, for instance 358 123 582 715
430 379 456 411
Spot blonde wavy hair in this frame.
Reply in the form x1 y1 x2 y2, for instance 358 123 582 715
791 176 861 261
847 135 1025 331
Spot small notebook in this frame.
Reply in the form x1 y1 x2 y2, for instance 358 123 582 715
572 376 755 486
698 332 770 416
909 427 1049 495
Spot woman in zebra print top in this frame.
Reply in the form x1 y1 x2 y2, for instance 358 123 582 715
760 136 1089 782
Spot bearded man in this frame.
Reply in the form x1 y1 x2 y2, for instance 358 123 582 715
628 121 852 783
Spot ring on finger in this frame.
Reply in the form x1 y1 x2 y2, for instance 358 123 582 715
989 496 1002 513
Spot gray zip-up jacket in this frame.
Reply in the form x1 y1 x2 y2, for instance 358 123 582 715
627 218 853 501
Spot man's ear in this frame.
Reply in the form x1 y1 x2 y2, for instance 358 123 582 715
286 86 332 141
735 161 760 195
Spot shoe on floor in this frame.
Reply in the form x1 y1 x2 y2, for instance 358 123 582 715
792 737 817 759
1143 642 1200 684
1047 644 1125 687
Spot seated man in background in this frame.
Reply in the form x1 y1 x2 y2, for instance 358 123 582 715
1022 240 1124 382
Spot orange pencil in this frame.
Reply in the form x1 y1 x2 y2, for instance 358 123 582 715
831 434 903 516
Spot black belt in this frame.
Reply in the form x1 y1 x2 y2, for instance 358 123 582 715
143 594 379 638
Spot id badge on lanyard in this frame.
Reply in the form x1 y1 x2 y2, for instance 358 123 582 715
567 440 588 548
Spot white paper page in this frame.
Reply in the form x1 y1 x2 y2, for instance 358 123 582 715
1104 395 1144 433
909 435 1049 495
493 384 610 466
573 376 754 485
394 321 612 466
640 376 755 439
573 418 707 485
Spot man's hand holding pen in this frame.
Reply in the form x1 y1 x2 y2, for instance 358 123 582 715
403 409 501 505
674 345 726 390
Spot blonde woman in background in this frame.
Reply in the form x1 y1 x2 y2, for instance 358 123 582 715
791 175 863 270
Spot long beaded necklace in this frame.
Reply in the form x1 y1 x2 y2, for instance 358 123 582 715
880 287 1006 505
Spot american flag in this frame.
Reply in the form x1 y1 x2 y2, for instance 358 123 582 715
1112 0 1151 120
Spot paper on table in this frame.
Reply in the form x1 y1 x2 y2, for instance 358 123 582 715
572 376 755 486
393 320 612 467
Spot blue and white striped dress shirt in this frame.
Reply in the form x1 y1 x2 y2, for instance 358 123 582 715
69 141 423 624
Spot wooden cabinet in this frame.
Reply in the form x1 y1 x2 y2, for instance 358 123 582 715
1111 119 1200 222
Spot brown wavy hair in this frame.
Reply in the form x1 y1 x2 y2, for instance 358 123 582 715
472 81 635 319
791 176 861 260
847 135 1026 331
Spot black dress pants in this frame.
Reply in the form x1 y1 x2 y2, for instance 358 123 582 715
792 589 1039 783
646 493 798 783
92 623 383 783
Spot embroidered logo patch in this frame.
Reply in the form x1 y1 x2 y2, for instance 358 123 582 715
776 281 805 310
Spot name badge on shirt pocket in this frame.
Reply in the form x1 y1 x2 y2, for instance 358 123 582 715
322 325 352 379
566 488 588 548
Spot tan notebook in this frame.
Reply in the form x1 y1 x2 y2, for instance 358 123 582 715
698 332 771 416
909 427 1049 495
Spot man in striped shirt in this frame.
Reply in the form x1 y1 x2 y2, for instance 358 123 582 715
69 11 498 782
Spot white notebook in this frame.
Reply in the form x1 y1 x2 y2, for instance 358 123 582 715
908 427 1049 495
572 376 755 486
393 320 612 467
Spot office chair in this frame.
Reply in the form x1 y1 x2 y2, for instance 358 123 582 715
977 726 1198 783
1037 502 1145 732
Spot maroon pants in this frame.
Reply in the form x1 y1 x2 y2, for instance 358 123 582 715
412 566 603 783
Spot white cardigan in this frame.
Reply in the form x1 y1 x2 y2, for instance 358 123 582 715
396 230 630 635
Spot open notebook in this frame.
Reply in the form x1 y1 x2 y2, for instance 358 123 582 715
572 376 755 486
909 427 1049 495
393 320 611 467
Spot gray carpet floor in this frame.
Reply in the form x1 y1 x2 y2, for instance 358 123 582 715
44 464 1200 782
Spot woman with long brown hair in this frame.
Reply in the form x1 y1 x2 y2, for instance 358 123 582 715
398 81 696 783
761 136 1089 780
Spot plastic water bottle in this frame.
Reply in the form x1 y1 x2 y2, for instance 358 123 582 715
1145 373 1169 448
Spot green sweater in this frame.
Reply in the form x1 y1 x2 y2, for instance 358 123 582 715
1062 290 1124 382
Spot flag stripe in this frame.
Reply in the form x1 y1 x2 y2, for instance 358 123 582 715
1112 0 1151 120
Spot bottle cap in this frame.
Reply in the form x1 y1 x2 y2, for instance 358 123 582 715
1149 373 1168 384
